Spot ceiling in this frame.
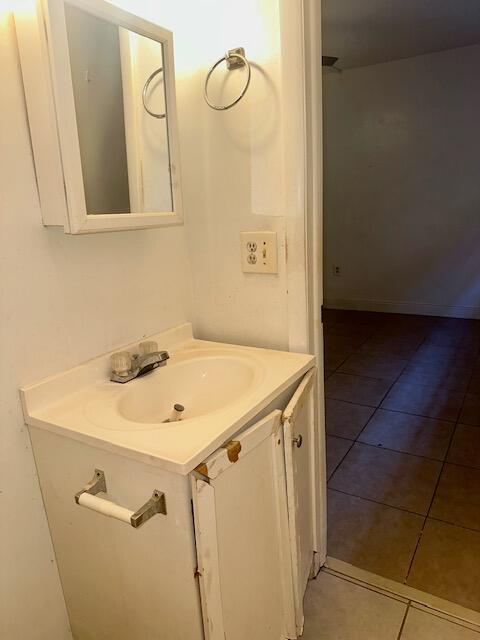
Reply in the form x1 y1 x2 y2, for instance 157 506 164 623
321 0 480 69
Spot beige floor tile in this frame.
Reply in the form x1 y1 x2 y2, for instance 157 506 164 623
412 344 477 367
326 322 375 340
325 399 375 439
325 373 392 407
460 395 480 427
302 571 407 640
326 436 352 480
398 361 472 393
447 425 480 470
381 381 464 421
324 346 352 371
401 607 480 639
338 353 408 381
430 464 480 531
359 409 454 460
358 335 421 359
325 333 368 351
327 490 424 582
329 443 442 514
425 327 480 349
407 519 480 612
467 372 480 396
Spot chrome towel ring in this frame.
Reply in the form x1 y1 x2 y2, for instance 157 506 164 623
142 67 166 119
204 47 251 111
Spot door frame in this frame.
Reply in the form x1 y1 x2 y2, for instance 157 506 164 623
280 0 326 566
303 0 326 568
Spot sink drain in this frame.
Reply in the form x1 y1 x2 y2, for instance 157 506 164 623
164 403 185 423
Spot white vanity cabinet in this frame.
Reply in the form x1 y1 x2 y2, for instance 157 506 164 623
29 367 319 640
30 427 205 640
192 368 318 640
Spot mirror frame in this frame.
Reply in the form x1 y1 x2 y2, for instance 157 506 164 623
15 0 183 234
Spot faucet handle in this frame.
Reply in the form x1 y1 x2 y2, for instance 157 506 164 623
111 351 132 377
138 340 158 355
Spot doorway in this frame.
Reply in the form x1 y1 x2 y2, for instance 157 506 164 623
319 0 480 613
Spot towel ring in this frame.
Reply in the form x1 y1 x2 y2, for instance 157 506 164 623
142 67 166 119
204 47 251 111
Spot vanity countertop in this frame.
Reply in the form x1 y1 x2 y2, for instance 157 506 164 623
21 324 315 475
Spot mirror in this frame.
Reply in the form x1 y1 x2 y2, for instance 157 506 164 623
14 0 183 233
64 4 173 215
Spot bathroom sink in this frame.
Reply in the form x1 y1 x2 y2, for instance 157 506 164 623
83 347 264 430
21 323 315 473
117 349 260 424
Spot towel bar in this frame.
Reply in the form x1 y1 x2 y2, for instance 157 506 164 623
75 469 166 528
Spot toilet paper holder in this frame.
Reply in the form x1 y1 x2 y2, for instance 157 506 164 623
75 469 167 528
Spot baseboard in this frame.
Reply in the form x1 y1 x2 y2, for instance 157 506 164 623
324 297 480 320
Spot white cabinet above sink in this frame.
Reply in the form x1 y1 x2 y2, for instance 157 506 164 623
21 324 323 639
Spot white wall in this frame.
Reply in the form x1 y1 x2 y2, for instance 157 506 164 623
0 12 192 639
1 0 307 637
146 0 304 351
323 43 480 318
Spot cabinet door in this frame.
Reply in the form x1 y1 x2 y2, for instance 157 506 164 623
29 428 203 640
282 367 318 635
191 411 296 640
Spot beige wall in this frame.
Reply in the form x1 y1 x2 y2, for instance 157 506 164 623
0 12 192 638
1 0 306 637
324 43 480 318
152 0 300 350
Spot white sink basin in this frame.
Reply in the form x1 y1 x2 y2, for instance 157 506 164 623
21 323 315 474
84 347 264 431
118 349 260 424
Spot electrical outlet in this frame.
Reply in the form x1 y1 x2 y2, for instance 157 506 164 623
333 265 341 276
240 231 278 274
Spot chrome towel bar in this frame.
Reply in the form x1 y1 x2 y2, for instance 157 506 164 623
75 469 167 528
142 67 166 119
204 47 251 111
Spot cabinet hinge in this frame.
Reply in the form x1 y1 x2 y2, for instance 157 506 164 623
223 440 242 463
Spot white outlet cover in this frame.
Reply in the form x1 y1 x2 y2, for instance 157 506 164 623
240 231 278 274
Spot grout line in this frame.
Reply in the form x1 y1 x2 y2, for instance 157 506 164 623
324 313 480 608
325 384 470 420
427 515 480 535
331 437 480 470
354 430 448 463
396 603 411 640
326 439 355 481
325 394 385 410
403 518 427 584
327 323 462 519
322 567 409 604
410 603 480 634
326 487 428 518
324 330 375 374
403 346 477 584
326 434 356 443
352 438 446 468
327 487 480 536
323 560 480 633
329 370 402 384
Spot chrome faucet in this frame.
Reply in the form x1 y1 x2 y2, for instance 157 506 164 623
110 341 169 383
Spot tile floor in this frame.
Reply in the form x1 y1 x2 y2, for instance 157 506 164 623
302 570 480 640
324 309 480 612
